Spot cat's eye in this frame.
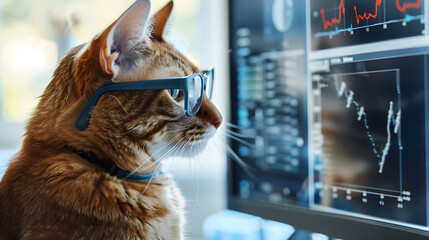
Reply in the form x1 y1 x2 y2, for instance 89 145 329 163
169 89 184 101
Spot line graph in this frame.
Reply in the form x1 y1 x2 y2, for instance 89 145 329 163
311 0 425 50
320 0 423 29
313 69 409 207
315 14 423 38
310 56 429 226
313 68 403 185
396 0 422 12
313 69 407 208
354 0 383 25
321 0 345 30
334 75 401 173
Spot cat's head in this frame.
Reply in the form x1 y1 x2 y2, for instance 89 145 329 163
27 0 222 173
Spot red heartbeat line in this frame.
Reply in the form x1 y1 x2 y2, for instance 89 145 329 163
354 0 382 25
320 0 422 29
320 0 345 30
396 0 422 12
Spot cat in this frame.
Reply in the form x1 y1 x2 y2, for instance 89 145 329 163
0 0 222 239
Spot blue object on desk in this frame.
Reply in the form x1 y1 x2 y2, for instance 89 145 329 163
263 220 295 240
203 210 295 240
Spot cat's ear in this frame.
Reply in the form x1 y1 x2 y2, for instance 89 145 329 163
97 0 151 77
151 1 173 42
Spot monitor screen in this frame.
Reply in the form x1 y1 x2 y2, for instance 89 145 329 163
228 0 429 238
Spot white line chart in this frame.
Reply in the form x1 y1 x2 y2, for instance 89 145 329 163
312 68 412 205
332 70 402 174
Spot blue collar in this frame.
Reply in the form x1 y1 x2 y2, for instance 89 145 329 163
69 147 162 181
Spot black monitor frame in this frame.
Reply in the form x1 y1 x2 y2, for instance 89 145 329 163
228 173 429 240
226 1 429 239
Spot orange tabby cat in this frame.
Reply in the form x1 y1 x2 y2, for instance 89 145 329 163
0 0 222 239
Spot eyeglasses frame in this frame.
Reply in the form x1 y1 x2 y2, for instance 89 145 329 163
75 69 214 131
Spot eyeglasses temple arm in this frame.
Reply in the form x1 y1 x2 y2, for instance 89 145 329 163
75 79 185 130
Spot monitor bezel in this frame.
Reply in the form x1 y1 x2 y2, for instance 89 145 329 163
227 0 429 239
228 198 429 239
227 162 429 240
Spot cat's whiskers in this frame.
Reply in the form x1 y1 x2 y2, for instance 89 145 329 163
224 129 256 139
222 121 249 131
164 128 188 133
120 124 142 136
108 95 128 114
172 138 189 157
130 134 183 175
133 128 216 200
139 162 164 196
194 141 206 204
220 132 256 149
159 138 187 173
217 121 258 148
136 136 186 174
138 137 190 196
190 138 199 203
139 134 181 166
164 133 196 174
180 134 196 156
213 135 258 180
151 133 184 158
120 123 186 137
142 132 193 174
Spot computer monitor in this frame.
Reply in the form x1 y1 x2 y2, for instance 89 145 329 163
227 0 429 239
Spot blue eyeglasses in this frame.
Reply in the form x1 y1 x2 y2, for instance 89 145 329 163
75 68 214 130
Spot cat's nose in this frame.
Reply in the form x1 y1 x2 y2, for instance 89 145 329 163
211 112 223 129
198 95 223 129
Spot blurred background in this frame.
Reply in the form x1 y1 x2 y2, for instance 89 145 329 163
0 0 229 239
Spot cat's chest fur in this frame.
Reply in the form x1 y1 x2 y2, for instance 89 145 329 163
0 155 185 240
121 175 186 240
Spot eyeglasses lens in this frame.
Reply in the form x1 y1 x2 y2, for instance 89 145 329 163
205 71 214 99
187 75 203 115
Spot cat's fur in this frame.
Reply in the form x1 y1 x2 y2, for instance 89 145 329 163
0 0 222 239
